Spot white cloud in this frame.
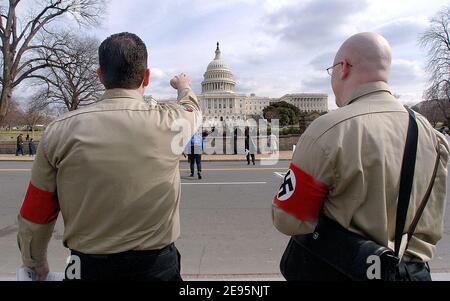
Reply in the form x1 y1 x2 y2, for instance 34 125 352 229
150 68 168 80
390 59 427 104
390 59 426 85
309 52 336 70
375 17 429 46
262 0 369 49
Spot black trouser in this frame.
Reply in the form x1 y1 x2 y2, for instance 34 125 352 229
280 238 432 281
188 154 202 174
65 243 182 281
247 154 255 164
16 146 24 156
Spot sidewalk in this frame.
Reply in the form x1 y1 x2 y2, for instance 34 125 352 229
0 152 293 162
0 272 285 282
2 273 450 281
0 155 35 161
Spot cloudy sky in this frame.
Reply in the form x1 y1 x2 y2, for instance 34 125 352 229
25 0 450 109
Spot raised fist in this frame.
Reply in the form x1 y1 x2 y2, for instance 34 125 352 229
170 73 192 90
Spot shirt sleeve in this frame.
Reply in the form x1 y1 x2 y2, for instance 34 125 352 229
17 130 59 268
272 131 334 236
175 87 202 137
156 87 203 154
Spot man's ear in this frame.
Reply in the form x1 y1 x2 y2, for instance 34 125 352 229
340 59 351 80
143 68 150 87
97 68 105 85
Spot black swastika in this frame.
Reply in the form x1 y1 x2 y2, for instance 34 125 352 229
278 170 294 198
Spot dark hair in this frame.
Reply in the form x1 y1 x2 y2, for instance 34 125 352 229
98 32 148 89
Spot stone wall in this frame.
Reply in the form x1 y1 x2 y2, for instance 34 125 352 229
278 135 300 151
0 141 39 155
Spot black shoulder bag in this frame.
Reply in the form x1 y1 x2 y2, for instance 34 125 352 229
281 108 441 281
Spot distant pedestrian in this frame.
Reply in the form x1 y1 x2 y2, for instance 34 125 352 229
26 134 30 141
270 134 279 154
245 129 256 165
185 133 204 179
28 139 36 157
16 134 24 156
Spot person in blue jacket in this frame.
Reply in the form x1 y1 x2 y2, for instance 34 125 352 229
183 132 204 179
28 138 36 157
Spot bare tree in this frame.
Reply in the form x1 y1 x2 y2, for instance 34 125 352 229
0 97 24 129
419 6 450 126
23 92 54 138
412 100 445 127
36 32 103 111
0 0 104 121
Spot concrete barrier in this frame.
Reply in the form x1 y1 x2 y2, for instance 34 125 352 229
0 135 301 154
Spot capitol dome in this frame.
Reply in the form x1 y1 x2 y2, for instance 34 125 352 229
202 42 236 94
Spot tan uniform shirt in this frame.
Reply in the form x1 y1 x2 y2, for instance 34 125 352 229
18 87 201 267
273 81 449 263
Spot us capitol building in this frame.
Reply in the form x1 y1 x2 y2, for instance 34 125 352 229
151 43 329 123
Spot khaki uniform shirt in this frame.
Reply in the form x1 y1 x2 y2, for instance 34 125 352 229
18 87 201 267
273 81 449 263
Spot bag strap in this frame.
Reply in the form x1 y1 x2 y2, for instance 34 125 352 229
405 141 441 250
395 107 441 260
395 107 418 258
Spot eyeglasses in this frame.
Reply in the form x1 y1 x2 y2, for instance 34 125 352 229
326 61 353 76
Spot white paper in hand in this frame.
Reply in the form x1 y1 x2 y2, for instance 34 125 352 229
16 267 36 281
16 267 65 281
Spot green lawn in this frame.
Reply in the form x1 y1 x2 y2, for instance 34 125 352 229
0 131 43 142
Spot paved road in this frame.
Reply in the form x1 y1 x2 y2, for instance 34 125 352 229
0 161 449 280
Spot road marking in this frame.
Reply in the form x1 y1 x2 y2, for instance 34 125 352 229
182 182 267 185
274 172 287 179
180 168 287 171
0 168 287 173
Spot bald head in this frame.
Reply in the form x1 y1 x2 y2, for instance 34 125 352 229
332 32 393 106
337 32 392 81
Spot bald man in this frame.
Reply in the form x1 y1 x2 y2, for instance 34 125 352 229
272 32 449 281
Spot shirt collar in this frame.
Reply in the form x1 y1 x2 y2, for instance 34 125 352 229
100 88 145 102
342 81 392 107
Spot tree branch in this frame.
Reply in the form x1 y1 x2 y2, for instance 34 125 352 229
13 63 53 87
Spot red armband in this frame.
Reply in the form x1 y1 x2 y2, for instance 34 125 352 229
20 183 60 225
274 163 328 222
